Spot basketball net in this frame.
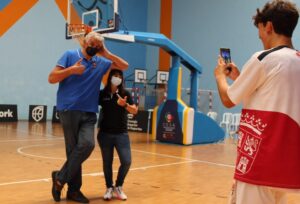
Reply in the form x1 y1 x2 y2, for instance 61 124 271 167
67 24 92 45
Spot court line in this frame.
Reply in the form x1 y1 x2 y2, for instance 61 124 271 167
0 161 195 186
132 149 195 161
0 138 63 143
1 147 234 187
1 134 236 187
15 143 234 168
16 144 101 161
17 144 65 160
0 126 62 139
132 149 235 168
0 178 50 186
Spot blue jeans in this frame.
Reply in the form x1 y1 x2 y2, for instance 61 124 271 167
57 110 96 192
97 132 132 188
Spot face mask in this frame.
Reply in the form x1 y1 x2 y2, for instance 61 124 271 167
85 46 99 57
111 76 122 86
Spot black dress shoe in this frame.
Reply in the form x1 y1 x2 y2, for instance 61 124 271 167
51 171 63 202
67 191 89 203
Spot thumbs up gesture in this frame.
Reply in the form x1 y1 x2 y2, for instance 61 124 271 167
117 94 128 107
71 58 85 75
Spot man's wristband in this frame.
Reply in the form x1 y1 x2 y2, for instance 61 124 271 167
124 103 128 108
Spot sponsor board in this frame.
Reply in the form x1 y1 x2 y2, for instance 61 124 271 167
0 104 18 122
29 105 47 122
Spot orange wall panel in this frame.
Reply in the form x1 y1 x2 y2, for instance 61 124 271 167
159 0 172 71
0 0 38 37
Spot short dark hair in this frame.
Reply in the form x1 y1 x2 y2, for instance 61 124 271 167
253 0 299 37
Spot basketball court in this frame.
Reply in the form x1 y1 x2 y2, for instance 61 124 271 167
0 122 299 203
0 0 299 203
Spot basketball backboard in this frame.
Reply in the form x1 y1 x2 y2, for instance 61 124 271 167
66 0 119 39
157 71 169 84
134 69 147 83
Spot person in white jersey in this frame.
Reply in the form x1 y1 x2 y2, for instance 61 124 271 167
214 0 300 203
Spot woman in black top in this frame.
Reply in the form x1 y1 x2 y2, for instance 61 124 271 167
97 69 138 201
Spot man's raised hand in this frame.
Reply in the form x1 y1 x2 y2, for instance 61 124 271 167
71 58 85 75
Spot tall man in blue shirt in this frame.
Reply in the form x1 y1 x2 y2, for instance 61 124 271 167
48 32 128 203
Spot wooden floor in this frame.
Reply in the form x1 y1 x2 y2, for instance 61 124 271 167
0 121 299 204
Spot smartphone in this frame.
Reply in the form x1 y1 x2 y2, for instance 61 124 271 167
220 48 232 71
220 48 231 64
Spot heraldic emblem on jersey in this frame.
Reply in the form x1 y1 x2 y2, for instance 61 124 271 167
235 111 267 175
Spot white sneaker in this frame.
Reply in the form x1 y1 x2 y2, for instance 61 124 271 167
114 186 127 200
103 187 114 200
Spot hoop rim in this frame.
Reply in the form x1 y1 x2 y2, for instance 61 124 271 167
65 23 92 39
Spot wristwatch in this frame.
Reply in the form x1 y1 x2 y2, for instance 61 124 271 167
124 103 128 108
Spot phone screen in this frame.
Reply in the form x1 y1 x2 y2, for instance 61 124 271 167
220 48 231 64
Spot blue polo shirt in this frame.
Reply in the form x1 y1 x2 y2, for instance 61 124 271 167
56 49 112 112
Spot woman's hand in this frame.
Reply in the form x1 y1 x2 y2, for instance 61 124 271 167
117 94 127 107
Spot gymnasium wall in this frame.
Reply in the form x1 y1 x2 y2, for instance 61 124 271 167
1 0 300 120
0 0 148 120
146 0 300 116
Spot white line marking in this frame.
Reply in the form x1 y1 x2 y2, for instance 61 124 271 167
0 178 50 186
16 144 113 161
0 126 63 140
130 161 195 170
132 149 195 161
0 138 63 143
17 144 65 160
1 150 234 187
0 161 194 186
0 130 235 187
132 149 235 168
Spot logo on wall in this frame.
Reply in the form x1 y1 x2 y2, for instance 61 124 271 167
165 112 173 123
0 104 18 122
162 112 176 140
29 105 47 122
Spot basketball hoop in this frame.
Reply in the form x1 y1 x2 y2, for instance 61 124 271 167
66 23 92 40
66 0 119 40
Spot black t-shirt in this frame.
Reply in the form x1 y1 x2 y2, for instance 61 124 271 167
98 89 133 133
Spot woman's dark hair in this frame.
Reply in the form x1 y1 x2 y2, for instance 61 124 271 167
253 0 299 37
104 69 125 94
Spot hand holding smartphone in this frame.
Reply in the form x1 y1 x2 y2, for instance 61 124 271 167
220 48 232 72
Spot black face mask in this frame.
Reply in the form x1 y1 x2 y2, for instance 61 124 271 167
86 46 99 57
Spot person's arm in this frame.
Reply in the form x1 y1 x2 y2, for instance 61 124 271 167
215 74 235 108
124 103 138 115
97 91 104 130
98 44 128 70
214 56 240 108
48 58 85 84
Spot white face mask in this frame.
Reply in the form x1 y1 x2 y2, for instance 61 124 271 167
111 76 122 86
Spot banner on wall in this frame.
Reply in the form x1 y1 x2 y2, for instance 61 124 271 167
52 106 60 123
29 105 47 122
127 110 152 133
0 104 18 122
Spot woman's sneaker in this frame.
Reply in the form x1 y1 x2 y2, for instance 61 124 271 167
103 187 114 200
114 186 127 200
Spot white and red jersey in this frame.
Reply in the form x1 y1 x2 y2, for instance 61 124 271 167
228 46 300 189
